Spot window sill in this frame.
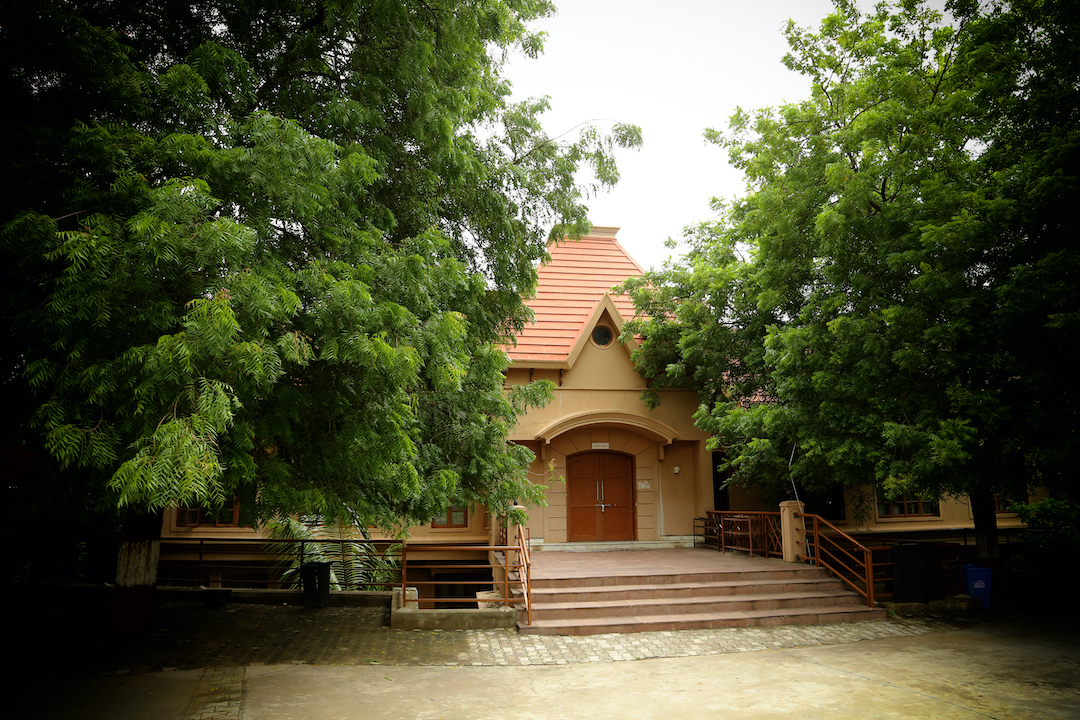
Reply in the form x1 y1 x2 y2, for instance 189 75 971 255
874 515 943 523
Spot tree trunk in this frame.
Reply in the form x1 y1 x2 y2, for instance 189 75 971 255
970 489 1000 565
110 511 163 635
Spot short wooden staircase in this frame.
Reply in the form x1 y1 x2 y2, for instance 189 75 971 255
517 560 885 636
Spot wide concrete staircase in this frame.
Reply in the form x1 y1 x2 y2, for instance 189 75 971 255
518 563 885 636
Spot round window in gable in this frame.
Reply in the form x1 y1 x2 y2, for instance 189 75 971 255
591 325 614 347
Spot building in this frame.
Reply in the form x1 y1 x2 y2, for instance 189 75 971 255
502 226 765 547
158 226 1030 602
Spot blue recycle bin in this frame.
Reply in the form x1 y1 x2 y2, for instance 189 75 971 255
962 565 992 610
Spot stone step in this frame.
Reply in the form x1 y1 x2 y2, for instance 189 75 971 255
530 539 696 552
527 590 865 621
518 604 887 636
529 577 846 603
531 567 832 590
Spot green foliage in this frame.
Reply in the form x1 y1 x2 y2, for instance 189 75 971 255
623 0 1079 510
1009 498 1080 568
1 0 639 530
268 516 401 591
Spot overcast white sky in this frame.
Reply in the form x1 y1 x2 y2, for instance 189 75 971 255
504 0 947 271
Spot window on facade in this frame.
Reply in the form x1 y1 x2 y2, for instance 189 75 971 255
176 500 242 527
591 325 613 347
877 492 939 518
431 503 469 528
994 493 1026 514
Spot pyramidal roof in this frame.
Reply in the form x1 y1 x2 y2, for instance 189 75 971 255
507 226 644 367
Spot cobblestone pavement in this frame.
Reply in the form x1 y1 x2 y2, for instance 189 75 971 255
6 595 1034 720
168 611 987 720
457 615 985 666
9 596 990 676
188 667 244 720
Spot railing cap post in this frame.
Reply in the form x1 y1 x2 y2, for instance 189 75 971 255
779 501 805 563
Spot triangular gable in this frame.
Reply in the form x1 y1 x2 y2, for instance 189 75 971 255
563 293 640 369
507 227 644 368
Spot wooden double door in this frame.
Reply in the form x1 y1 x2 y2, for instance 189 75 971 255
567 452 635 542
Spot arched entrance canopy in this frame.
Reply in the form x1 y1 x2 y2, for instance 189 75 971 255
535 410 679 446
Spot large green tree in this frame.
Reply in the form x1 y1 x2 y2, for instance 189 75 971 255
621 0 1078 561
0 0 640 619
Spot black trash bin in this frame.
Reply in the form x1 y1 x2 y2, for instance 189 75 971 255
891 543 944 603
301 561 332 608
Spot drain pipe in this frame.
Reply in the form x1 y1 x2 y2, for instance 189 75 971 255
787 441 801 503
787 441 811 561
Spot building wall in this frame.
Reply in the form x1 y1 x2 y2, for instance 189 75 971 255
161 509 263 539
517 434 718 542
660 441 698 536
522 426 658 542
505 309 717 542
504 318 709 449
830 486 1032 536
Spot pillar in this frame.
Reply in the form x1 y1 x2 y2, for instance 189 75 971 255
780 500 806 563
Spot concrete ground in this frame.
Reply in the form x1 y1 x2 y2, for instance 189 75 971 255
6 594 1078 720
243 620 1080 720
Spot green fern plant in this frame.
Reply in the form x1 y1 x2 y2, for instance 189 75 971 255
267 517 401 591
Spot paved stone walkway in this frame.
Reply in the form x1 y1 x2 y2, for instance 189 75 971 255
7 594 1040 720
171 613 992 720
455 615 981 666
187 667 244 720
12 598 989 677
167 614 988 720
103 604 987 673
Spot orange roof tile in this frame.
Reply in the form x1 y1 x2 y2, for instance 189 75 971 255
506 227 644 366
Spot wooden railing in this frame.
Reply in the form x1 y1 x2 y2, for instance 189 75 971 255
157 537 402 591
157 535 532 619
796 513 875 607
398 529 532 619
857 540 965 604
516 524 532 625
400 542 526 610
700 511 783 558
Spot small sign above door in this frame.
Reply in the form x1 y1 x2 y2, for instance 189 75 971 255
591 442 610 449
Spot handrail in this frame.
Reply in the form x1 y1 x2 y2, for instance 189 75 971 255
158 536 529 613
516 524 532 625
795 512 875 607
704 510 783 558
399 541 529 611
158 536 402 590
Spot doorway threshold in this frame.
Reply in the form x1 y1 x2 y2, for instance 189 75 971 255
530 537 696 552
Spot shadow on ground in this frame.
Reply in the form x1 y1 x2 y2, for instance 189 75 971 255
3 590 469 677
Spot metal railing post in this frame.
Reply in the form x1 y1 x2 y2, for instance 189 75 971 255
503 547 510 606
748 516 755 559
797 512 875 606
299 541 306 590
813 516 822 567
865 545 875 607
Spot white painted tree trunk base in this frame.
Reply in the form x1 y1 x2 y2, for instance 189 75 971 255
111 539 160 635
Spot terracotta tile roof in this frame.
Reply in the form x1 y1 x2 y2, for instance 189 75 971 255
507 227 644 366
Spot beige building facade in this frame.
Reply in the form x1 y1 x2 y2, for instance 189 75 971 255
161 227 1026 551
